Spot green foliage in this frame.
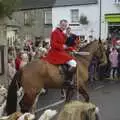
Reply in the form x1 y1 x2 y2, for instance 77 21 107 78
79 14 89 25
0 0 21 19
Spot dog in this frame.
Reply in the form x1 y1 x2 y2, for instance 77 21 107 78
0 85 7 105
17 113 35 120
0 112 35 120
0 100 6 117
0 85 7 116
38 109 57 120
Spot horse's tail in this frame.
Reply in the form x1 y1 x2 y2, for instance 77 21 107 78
6 70 22 115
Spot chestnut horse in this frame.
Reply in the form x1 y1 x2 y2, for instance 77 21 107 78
6 39 107 115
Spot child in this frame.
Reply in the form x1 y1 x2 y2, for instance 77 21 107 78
109 47 118 80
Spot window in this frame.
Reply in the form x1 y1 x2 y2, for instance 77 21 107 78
24 11 32 25
44 10 52 24
71 9 79 23
114 0 120 4
25 33 32 41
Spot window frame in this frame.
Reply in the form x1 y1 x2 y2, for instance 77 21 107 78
114 0 120 4
24 11 32 26
70 9 79 24
44 10 52 25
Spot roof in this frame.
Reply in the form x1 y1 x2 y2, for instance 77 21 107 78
20 0 56 10
54 0 98 7
19 0 98 10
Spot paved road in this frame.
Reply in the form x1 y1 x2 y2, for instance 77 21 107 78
36 80 120 120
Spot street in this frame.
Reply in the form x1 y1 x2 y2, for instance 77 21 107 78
36 80 120 120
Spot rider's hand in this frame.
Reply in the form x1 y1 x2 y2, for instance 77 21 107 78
72 50 77 54
63 45 67 49
72 50 76 52
72 50 76 53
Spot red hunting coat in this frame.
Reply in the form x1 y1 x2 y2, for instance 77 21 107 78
43 28 74 64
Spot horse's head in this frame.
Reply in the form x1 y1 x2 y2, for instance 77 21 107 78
57 101 100 120
93 39 107 66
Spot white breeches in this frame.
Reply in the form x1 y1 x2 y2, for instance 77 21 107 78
66 59 77 67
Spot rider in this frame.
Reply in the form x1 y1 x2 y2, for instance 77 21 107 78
65 26 80 51
43 19 77 87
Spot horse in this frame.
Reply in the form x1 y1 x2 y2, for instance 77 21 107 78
61 39 107 99
57 100 100 120
6 39 107 115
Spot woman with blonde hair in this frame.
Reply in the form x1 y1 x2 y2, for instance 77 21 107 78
57 101 100 120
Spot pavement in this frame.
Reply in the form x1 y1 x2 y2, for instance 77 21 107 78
35 80 120 120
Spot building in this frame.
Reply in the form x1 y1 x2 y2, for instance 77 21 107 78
52 0 99 40
52 0 120 40
7 0 55 47
0 0 55 86
7 0 120 44
101 0 120 39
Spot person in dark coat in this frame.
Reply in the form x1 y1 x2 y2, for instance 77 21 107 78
65 27 80 50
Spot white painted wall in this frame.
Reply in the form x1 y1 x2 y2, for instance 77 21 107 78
52 4 99 39
52 1 120 40
101 0 120 39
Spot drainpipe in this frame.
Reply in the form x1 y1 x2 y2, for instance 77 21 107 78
99 0 102 39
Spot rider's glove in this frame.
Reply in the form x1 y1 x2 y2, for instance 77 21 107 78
63 45 67 49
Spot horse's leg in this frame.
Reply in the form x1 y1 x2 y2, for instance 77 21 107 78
20 89 37 113
65 88 74 102
61 89 66 99
78 87 89 102
31 91 41 113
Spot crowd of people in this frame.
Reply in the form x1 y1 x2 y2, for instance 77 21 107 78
7 39 49 84
89 39 120 82
104 43 120 80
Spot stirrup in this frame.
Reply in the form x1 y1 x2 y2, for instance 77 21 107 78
68 66 76 73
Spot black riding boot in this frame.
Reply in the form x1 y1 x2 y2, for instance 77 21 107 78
63 66 76 88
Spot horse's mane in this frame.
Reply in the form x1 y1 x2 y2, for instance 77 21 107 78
79 40 98 51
